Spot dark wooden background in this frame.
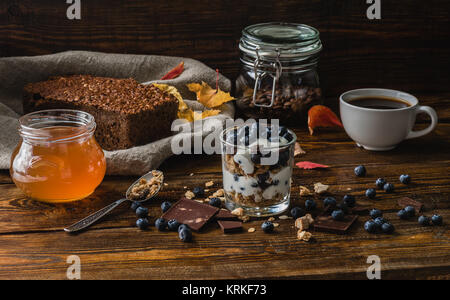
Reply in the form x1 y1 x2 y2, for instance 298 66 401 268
1 0 449 96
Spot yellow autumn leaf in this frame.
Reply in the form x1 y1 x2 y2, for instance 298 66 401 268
193 109 221 120
154 83 222 122
187 81 234 108
178 108 195 122
153 83 188 112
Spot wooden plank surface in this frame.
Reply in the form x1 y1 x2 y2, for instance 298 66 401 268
0 94 449 279
1 0 450 96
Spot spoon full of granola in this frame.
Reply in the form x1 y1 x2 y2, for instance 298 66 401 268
64 170 164 233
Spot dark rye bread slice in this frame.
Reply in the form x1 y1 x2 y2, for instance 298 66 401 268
23 75 179 150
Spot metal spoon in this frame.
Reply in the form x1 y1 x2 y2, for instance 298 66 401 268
64 170 164 233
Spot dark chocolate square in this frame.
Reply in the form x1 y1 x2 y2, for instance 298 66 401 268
217 220 243 233
313 214 358 234
161 198 219 231
214 209 239 221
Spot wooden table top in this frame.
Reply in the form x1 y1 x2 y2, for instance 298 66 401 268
0 94 449 280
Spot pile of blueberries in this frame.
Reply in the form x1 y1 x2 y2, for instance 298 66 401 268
290 194 357 223
131 200 193 242
355 165 444 232
354 165 401 199
398 206 443 227
131 186 224 242
226 123 294 147
364 209 395 234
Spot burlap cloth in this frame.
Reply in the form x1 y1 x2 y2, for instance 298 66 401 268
0 51 234 175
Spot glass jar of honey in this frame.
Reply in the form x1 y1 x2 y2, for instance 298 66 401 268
10 110 106 203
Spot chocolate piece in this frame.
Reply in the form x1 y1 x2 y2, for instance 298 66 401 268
214 209 239 221
398 197 423 213
313 214 358 234
23 75 179 150
350 205 370 215
161 198 219 231
217 220 243 233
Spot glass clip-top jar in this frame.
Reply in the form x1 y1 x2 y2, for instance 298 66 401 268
10 110 106 203
236 22 323 124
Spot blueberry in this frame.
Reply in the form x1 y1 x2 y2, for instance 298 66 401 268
136 218 149 230
278 151 290 166
431 214 443 226
257 172 270 185
136 206 149 218
178 224 190 233
130 201 141 211
354 165 366 177
343 195 356 208
375 178 386 189
291 207 306 219
404 206 416 218
381 222 395 234
383 183 394 193
374 217 387 227
323 197 337 208
365 188 376 199
233 174 240 182
209 197 222 208
167 219 180 231
364 220 378 233
161 201 172 213
418 215 431 226
250 153 261 164
155 218 168 231
278 126 288 137
251 182 259 188
282 132 293 142
370 209 383 219
399 174 411 185
305 199 317 211
179 228 193 242
265 126 272 139
193 187 205 197
244 135 250 146
226 129 238 145
272 179 280 186
397 209 409 220
331 209 345 221
261 221 275 233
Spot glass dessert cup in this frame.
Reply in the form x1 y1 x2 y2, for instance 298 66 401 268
10 110 106 203
220 123 297 217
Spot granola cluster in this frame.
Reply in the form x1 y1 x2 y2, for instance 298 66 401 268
129 170 164 200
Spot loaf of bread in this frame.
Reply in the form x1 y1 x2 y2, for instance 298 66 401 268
23 75 179 150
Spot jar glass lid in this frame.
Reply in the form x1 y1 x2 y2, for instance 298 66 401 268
240 22 322 59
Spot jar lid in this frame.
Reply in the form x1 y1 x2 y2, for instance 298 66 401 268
240 22 322 59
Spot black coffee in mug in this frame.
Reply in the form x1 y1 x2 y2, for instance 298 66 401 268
348 96 411 110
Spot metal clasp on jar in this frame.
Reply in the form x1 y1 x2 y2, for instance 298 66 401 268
252 48 283 108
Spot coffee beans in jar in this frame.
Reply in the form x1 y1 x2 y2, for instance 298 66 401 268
236 22 323 125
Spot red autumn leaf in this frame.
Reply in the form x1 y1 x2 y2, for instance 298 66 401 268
308 105 343 135
161 62 185 80
296 161 330 170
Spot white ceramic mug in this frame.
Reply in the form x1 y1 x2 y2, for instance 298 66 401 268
340 88 438 151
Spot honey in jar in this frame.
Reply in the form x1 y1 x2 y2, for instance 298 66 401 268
10 110 106 203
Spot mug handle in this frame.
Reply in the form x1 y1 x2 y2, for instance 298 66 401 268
405 106 438 140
